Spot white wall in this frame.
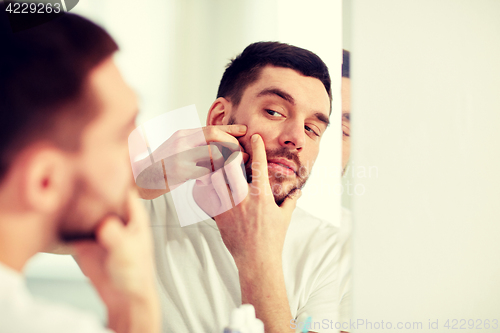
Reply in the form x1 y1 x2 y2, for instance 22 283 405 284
351 1 500 331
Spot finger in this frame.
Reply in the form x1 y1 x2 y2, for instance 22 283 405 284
201 126 245 150
166 145 209 163
250 134 270 190
96 216 126 250
163 128 245 168
224 151 249 206
151 125 246 161
204 124 247 137
136 161 167 190
151 128 205 161
211 168 234 215
169 127 205 138
242 152 250 164
165 166 213 190
159 146 221 187
97 191 148 249
280 188 302 216
208 144 225 171
208 142 246 172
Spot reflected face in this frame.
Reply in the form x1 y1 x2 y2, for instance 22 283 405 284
227 65 330 205
342 77 351 173
58 58 138 241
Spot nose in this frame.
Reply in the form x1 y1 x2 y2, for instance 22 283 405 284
278 119 305 151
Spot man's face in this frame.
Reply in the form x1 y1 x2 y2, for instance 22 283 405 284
341 77 351 172
58 58 138 241
227 65 330 205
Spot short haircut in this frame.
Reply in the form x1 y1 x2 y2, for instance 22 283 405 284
342 49 350 78
0 10 118 181
217 42 332 109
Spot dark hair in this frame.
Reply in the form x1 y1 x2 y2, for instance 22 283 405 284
217 42 332 108
0 9 118 181
342 49 350 78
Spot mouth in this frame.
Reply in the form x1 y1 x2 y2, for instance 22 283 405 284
267 158 297 176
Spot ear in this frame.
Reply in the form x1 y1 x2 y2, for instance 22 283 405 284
22 147 73 214
206 97 233 126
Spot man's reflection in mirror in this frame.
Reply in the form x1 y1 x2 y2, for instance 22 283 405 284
342 49 351 174
339 49 352 333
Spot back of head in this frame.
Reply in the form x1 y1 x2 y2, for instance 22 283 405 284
217 41 332 108
342 49 350 79
0 7 118 182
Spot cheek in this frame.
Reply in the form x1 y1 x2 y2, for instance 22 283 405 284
342 139 351 158
237 131 267 159
237 134 251 150
341 139 350 167
238 128 277 151
85 144 131 199
108 147 132 188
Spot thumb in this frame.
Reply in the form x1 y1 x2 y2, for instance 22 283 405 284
96 216 126 250
280 189 302 215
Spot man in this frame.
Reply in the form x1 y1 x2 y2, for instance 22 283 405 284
339 49 352 333
140 42 347 333
341 49 351 173
0 11 160 333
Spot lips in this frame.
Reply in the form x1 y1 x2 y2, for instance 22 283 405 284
267 158 297 174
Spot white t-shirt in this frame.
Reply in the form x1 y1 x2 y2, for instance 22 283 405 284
337 208 352 330
143 180 350 333
0 262 112 333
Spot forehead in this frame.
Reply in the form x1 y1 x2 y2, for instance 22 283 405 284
242 65 330 115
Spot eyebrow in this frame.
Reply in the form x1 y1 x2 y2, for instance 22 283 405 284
315 112 330 127
257 88 296 105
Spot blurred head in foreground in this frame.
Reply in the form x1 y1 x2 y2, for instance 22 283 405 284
0 11 138 266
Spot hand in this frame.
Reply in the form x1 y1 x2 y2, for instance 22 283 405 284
212 134 301 266
212 134 301 333
135 125 248 199
72 190 160 333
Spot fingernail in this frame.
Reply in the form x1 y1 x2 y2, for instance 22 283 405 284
239 125 247 132
252 134 259 142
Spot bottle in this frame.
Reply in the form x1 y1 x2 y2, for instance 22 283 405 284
223 304 264 333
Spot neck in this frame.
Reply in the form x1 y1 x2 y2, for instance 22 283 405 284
0 209 54 272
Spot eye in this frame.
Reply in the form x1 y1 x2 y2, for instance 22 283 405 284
266 109 284 117
305 125 319 137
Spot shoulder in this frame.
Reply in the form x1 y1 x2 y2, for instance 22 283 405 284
286 206 352 261
286 207 342 259
139 190 175 227
289 206 341 239
0 287 111 333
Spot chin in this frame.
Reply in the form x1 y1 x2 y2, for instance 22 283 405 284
269 178 300 206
